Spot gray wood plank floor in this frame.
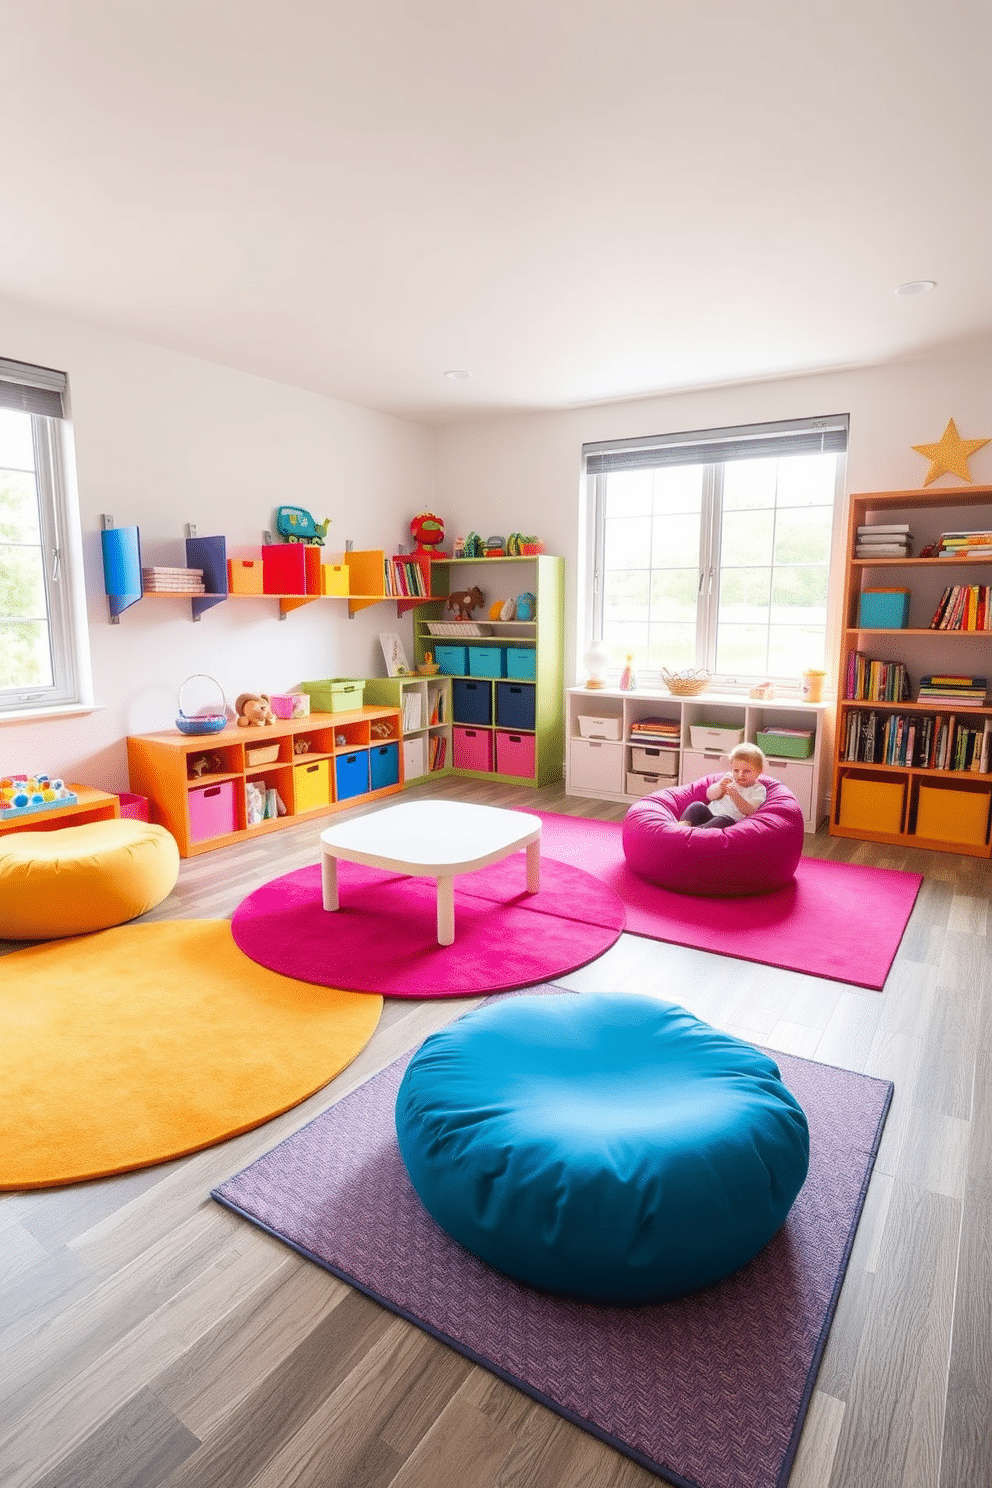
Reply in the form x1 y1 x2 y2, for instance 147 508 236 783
2 776 989 1488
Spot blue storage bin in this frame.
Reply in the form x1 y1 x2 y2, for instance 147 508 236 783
468 646 506 678
452 678 493 725
496 681 536 730
370 742 399 790
435 644 468 676
335 748 370 801
506 647 536 680
859 589 910 628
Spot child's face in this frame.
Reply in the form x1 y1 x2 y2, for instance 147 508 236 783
731 758 759 789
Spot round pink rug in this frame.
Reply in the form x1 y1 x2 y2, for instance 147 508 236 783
230 855 625 998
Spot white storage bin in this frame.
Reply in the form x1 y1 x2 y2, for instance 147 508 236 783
680 749 724 785
760 755 813 818
626 770 667 797
569 737 624 794
402 736 426 781
688 724 744 751
577 714 622 741
631 744 678 776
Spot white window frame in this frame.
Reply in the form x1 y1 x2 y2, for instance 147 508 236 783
582 415 848 692
1 359 88 717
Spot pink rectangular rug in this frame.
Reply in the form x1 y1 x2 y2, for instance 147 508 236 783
533 812 922 990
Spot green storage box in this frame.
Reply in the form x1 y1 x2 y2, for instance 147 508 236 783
299 678 366 713
756 729 814 759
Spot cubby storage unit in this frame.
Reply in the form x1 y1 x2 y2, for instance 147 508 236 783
412 555 564 787
565 688 832 833
831 485 992 857
363 675 453 782
126 707 402 857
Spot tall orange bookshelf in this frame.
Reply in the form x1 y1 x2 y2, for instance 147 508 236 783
830 484 992 857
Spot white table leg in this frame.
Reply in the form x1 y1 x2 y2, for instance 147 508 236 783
526 838 541 893
436 875 455 945
321 850 339 912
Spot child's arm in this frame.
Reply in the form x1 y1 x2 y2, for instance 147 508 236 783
722 782 763 817
706 775 729 801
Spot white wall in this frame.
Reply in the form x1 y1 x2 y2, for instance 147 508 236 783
0 299 432 789
434 340 992 685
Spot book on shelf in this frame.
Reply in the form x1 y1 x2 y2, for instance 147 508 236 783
629 718 681 744
856 524 911 535
916 675 988 707
930 585 990 630
936 530 992 556
842 709 991 773
844 650 910 702
855 543 912 557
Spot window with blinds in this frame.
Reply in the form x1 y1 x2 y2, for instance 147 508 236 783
0 357 80 713
583 415 848 687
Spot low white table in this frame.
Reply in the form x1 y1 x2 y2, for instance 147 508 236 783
319 799 542 946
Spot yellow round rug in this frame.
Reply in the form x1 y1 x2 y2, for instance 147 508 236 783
0 920 383 1189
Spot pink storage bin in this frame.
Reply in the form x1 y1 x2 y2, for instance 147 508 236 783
268 692 310 720
188 780 237 842
117 791 149 821
452 726 494 772
495 730 535 779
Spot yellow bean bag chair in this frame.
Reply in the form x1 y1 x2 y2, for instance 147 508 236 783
0 820 180 940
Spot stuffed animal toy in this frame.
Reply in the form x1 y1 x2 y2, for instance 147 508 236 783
410 510 448 557
235 692 276 727
445 586 485 620
514 592 536 621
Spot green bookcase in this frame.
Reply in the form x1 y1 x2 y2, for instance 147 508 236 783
411 555 564 788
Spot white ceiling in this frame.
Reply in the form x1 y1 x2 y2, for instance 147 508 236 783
4 1 990 426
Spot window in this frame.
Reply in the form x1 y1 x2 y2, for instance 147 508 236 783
1 358 81 715
584 416 847 687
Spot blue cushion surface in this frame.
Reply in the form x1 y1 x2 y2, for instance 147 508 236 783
395 993 809 1304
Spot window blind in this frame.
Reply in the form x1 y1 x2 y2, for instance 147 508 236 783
584 415 848 474
0 358 67 419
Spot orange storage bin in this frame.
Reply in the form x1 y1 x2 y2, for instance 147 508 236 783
227 558 264 594
916 785 991 846
838 775 905 834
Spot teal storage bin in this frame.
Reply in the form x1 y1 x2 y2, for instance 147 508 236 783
435 645 467 676
468 646 506 678
859 589 910 628
506 647 536 680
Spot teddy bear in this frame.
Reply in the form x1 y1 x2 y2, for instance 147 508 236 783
235 692 276 727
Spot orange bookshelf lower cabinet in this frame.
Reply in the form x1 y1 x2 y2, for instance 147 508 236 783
914 782 992 848
836 772 906 835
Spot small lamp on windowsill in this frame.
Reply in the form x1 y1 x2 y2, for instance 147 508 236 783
583 638 611 690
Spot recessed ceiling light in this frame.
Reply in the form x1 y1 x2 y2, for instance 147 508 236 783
444 369 470 380
895 280 937 296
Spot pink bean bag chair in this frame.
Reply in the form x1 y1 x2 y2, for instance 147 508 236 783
622 774 805 898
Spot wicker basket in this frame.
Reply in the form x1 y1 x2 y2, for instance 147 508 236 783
175 674 228 734
660 668 711 697
417 663 441 676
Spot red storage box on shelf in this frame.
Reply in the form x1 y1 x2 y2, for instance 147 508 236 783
117 791 149 821
262 544 321 595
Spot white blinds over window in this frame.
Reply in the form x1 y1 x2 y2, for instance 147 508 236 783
584 416 848 473
0 359 67 419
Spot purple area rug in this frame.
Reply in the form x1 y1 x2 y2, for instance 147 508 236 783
230 854 624 998
214 999 893 1488
533 811 922 990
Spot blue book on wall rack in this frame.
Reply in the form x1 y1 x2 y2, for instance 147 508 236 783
186 535 228 620
101 526 142 618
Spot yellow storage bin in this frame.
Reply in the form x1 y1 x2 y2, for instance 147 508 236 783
321 562 349 596
838 775 905 834
227 557 264 594
293 758 330 812
916 785 991 847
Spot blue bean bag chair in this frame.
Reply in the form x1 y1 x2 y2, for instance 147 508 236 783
395 993 809 1304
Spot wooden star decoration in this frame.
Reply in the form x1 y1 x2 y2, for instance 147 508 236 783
912 418 990 485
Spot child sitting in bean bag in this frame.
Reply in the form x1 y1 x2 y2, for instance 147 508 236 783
679 742 767 830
